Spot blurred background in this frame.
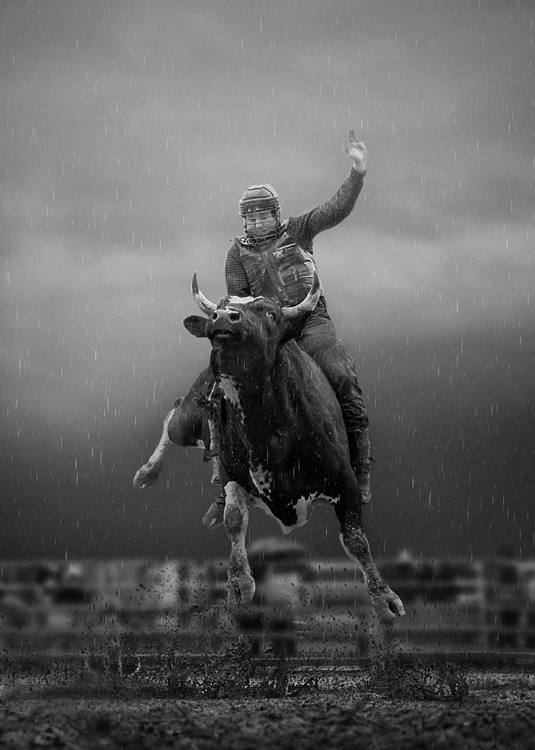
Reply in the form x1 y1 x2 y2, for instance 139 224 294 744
1 0 534 562
2 541 535 659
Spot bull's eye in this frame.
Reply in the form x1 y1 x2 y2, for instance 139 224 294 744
266 312 276 321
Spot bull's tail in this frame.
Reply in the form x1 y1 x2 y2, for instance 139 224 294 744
133 403 181 490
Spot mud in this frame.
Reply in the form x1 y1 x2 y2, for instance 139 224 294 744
2 655 535 749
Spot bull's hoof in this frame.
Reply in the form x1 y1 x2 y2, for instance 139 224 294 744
132 461 163 490
227 573 255 609
371 587 405 624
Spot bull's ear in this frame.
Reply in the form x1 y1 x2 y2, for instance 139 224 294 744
183 315 208 338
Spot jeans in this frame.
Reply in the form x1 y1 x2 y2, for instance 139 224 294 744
296 309 369 463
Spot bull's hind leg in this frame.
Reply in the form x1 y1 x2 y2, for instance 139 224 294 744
133 404 180 489
338 507 405 623
224 481 255 608
134 368 212 490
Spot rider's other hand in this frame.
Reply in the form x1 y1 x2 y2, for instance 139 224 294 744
345 129 367 173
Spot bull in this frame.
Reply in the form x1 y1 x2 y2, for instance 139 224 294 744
134 274 404 623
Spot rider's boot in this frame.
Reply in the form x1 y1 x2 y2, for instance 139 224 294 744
203 448 220 484
202 493 225 530
349 427 372 504
202 419 223 528
202 449 224 529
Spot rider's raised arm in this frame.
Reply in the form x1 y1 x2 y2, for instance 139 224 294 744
286 131 368 252
225 241 251 297
287 168 365 251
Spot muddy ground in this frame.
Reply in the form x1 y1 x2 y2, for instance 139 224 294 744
2 654 535 749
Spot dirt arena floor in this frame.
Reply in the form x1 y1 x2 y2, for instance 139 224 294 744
2 650 535 750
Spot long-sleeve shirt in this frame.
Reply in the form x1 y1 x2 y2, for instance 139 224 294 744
225 167 366 297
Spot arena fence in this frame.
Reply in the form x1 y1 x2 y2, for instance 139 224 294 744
1 555 534 659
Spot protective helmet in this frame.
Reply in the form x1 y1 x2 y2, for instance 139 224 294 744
239 183 280 219
239 184 281 243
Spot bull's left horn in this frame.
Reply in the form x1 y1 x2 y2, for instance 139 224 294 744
192 272 217 316
281 272 322 320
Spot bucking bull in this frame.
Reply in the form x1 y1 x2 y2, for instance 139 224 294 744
134 274 404 623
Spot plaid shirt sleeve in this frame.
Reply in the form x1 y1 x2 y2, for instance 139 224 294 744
225 241 250 297
286 167 366 253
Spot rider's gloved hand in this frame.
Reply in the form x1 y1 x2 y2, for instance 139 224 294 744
345 129 367 174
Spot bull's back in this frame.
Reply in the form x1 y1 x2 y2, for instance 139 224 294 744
283 341 348 440
258 342 353 496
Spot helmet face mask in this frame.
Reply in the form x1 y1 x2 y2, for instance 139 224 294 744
243 208 278 240
239 183 281 242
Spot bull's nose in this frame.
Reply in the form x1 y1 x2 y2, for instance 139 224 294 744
212 309 241 323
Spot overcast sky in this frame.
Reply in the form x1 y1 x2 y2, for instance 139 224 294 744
1 0 534 562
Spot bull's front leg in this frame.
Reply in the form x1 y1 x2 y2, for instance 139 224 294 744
339 509 405 623
224 481 255 608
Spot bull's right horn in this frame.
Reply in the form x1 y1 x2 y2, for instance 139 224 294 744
192 272 217 316
281 272 322 320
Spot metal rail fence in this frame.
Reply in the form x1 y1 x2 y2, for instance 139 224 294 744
1 555 535 659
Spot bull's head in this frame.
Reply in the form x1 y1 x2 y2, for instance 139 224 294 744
183 273 321 374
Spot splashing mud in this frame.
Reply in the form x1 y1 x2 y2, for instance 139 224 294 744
2 640 535 749
367 652 470 702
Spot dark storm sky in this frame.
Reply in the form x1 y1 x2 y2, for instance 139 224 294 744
1 0 534 562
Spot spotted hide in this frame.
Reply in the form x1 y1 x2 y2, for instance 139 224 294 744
182 273 404 624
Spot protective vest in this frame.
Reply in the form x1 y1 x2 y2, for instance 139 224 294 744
238 230 322 306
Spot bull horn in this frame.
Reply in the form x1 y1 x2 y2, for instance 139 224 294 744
281 272 322 320
192 272 217 315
